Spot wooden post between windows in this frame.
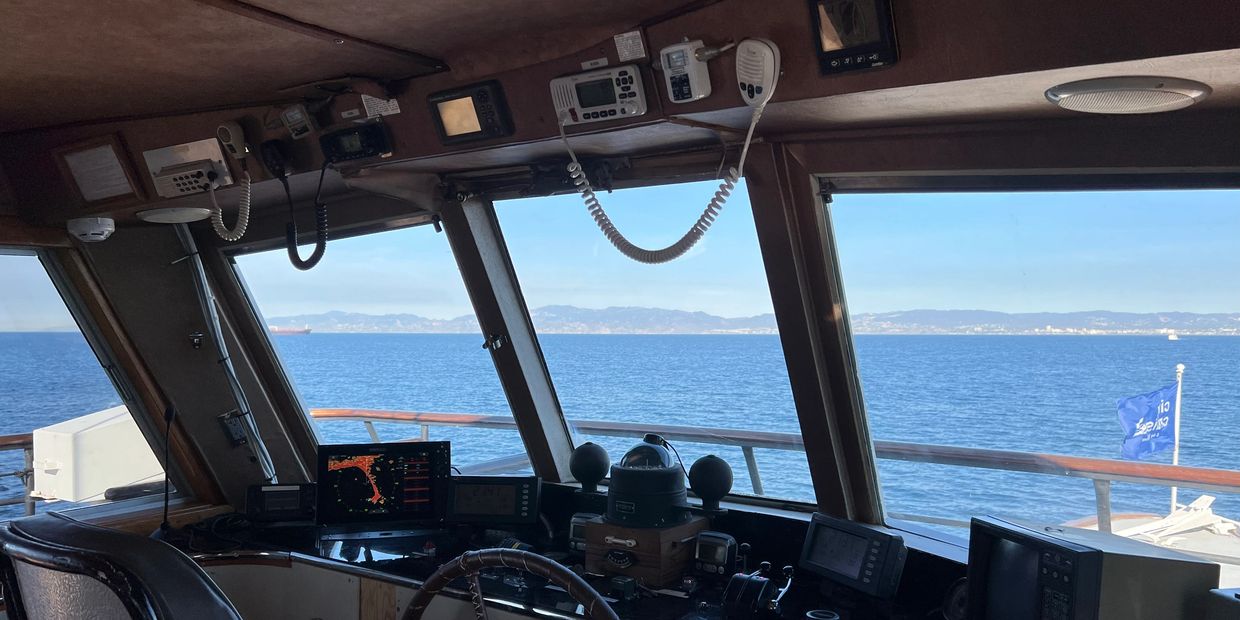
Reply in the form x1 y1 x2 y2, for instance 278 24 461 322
743 144 883 524
440 197 575 482
50 247 226 506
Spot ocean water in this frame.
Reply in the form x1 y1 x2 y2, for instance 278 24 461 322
2 332 1238 530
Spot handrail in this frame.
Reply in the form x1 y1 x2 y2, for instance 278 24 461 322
0 433 36 516
309 408 1240 496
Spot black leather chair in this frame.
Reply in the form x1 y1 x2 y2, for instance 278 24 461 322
0 512 242 619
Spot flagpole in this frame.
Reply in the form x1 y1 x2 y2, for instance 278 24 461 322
1170 363 1185 513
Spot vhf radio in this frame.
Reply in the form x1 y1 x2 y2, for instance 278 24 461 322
550 65 647 126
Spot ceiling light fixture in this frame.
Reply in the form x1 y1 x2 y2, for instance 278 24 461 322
1045 76 1211 114
135 207 212 224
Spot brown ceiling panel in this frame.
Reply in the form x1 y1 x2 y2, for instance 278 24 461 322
241 0 680 77
0 0 442 133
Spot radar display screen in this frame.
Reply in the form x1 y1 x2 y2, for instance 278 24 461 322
316 441 450 526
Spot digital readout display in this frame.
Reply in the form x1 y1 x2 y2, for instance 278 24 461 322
436 96 483 137
453 484 517 515
809 527 870 579
575 79 616 108
815 0 884 52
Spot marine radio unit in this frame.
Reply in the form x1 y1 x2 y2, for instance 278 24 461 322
550 65 647 126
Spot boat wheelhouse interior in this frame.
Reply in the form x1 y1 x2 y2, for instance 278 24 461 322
3 1 1240 618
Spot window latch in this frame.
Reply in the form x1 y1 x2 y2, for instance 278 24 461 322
482 334 508 352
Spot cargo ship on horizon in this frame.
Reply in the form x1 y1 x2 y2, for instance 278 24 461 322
268 325 311 335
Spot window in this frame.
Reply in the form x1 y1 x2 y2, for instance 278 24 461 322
0 251 158 519
829 189 1240 570
233 225 520 468
496 180 812 503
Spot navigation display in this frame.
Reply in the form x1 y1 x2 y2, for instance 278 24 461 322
809 526 869 579
316 441 450 526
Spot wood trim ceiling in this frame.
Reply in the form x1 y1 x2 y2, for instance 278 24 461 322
0 0 444 134
0 0 684 133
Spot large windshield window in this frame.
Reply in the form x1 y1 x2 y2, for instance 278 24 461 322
829 189 1240 575
496 180 813 503
233 225 520 469
0 252 156 519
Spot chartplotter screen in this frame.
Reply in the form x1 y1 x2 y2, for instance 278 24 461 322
316 441 451 525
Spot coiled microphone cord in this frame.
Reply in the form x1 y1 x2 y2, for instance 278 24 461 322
207 170 251 242
285 161 330 271
558 103 766 265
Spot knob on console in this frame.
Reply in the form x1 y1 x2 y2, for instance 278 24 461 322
570 442 610 493
689 454 733 511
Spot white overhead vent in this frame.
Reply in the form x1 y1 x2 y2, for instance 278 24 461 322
1045 77 1211 114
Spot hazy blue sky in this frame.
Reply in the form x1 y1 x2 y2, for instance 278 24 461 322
3 183 1239 329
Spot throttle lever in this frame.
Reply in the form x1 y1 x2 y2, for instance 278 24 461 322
767 566 794 614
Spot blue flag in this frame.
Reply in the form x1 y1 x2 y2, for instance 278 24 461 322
1116 383 1177 460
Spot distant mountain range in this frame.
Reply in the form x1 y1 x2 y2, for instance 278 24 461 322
265 307 1240 335
266 306 776 335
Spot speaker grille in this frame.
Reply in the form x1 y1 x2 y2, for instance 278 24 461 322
1046 77 1210 115
1056 89 1195 114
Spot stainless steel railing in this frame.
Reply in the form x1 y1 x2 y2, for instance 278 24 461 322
0 433 36 516
310 408 1240 533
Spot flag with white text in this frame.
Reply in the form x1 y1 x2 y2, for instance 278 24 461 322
1116 384 1177 460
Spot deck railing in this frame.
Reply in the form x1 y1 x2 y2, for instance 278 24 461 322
310 408 1240 533
0 433 36 516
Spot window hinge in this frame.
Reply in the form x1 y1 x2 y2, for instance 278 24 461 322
819 180 835 204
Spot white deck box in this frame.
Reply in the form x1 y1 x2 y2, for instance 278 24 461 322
31 405 163 502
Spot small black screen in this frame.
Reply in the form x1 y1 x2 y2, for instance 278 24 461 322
453 484 516 515
338 133 363 153
815 0 884 51
984 538 1041 620
809 527 870 579
263 488 301 512
575 79 616 108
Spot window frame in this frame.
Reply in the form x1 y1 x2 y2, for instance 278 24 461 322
817 170 1240 535
212 158 886 515
0 246 198 515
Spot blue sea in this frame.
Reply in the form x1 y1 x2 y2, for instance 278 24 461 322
3 332 1238 529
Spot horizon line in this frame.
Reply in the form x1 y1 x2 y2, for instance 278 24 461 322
259 306 1240 321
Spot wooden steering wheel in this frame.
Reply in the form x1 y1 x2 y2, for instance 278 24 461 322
402 548 619 620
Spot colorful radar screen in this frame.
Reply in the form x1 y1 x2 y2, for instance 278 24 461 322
316 442 450 525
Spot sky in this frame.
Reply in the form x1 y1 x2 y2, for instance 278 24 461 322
3 184 1239 329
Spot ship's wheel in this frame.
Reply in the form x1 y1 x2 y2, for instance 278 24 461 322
402 548 618 620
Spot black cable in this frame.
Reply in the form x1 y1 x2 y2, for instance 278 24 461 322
663 438 690 479
159 406 174 534
285 161 330 270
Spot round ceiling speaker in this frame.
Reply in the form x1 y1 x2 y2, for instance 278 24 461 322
1045 76 1211 114
135 207 212 224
